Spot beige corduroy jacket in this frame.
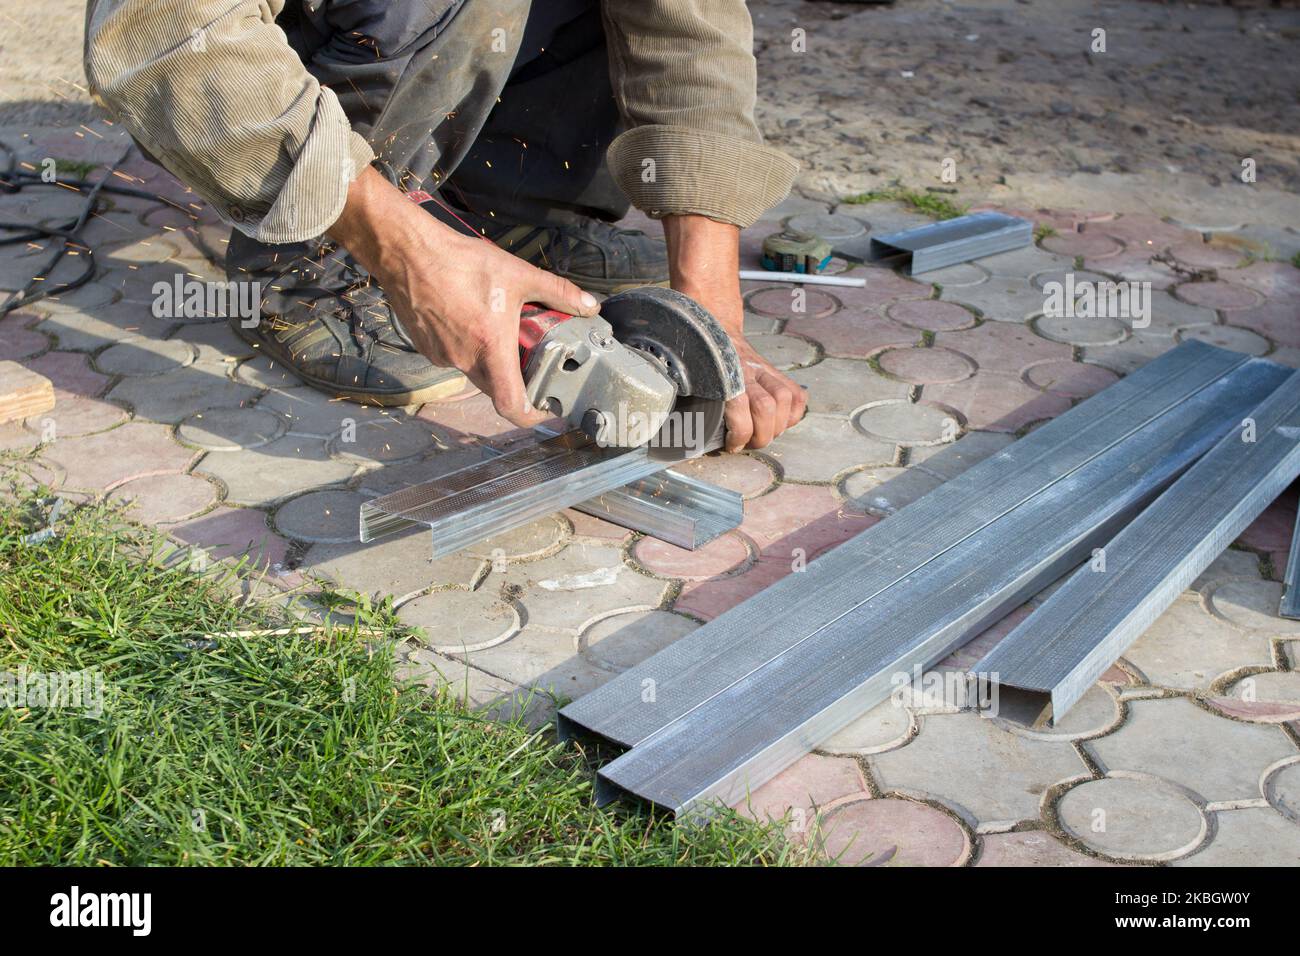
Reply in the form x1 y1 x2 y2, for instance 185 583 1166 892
83 0 798 244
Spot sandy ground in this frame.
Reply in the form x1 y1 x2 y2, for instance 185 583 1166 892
2 0 1298 224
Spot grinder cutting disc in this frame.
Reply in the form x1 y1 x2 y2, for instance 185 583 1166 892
599 287 745 461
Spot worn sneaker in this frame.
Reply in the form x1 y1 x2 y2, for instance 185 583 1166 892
227 237 465 407
421 199 669 296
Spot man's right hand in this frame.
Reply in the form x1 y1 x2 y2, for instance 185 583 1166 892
327 166 602 427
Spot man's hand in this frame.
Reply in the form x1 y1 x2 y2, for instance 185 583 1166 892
327 167 600 427
662 214 806 452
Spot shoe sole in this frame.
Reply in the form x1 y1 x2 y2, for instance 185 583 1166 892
231 322 469 407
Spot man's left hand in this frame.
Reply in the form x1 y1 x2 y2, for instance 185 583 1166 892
662 214 807 452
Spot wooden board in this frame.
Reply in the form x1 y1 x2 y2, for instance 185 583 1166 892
0 360 55 426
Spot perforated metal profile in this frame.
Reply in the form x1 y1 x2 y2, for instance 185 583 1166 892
974 368 1300 726
1281 507 1300 620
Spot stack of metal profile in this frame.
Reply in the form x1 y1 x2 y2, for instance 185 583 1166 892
558 342 1298 818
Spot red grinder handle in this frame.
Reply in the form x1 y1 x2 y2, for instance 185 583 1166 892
519 304 574 370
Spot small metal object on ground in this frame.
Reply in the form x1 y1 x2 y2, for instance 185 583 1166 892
359 430 724 556
867 211 1032 275
1282 509 1300 620
738 270 866 287
558 343 1278 815
0 360 54 426
974 367 1300 727
760 229 833 274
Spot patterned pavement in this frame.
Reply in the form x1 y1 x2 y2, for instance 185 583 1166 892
3 126 1300 865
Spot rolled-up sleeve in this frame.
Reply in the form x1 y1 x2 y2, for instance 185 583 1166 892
601 1 798 228
84 0 373 244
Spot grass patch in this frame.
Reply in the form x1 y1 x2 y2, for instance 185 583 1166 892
0 496 805 866
842 186 968 220
50 158 100 180
1292 251 1300 270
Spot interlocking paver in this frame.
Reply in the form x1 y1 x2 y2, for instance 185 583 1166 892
854 400 956 445
196 436 356 505
1173 279 1263 311
1177 323 1271 356
1024 359 1118 398
256 386 387 439
869 710 1087 828
977 244 1074 279
95 336 196 376
669 451 775 498
735 753 868 830
816 797 970 867
42 422 195 491
923 372 1071 432
28 395 128 439
178 406 285 451
784 310 917 360
941 276 1048 322
1041 232 1123 260
976 830 1113 867
451 624 612 699
1122 595 1273 691
935 321 1070 373
907 429 1015 480
1086 698 1296 803
761 413 895 482
167 505 286 571
1080 331 1174 374
399 587 522 653
840 464 944 516
579 608 699 673
788 357 908 414
747 332 819 370
1266 760 1300 823
233 355 303 390
746 286 839 320
466 514 569 562
274 489 368 543
302 536 484 596
1031 313 1128 347
328 417 437 465
736 482 873 553
631 531 750 580
1218 260 1300 299
1056 776 1206 862
1175 808 1300 867
0 314 49 361
24 350 111 397
1206 578 1300 636
820 697 915 756
1231 299 1300 349
877 346 975 385
885 298 976 332
108 472 218 524
109 365 260 424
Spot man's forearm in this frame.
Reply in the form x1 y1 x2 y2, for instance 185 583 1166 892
661 214 743 334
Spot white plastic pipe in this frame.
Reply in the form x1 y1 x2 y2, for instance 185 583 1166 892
738 269 866 287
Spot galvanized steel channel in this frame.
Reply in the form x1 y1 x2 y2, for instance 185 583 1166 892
1281 507 1300 620
557 343 1287 817
974 367 1300 726
867 212 1032 275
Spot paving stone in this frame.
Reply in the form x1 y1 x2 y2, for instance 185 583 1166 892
256 386 388 439
669 452 775 499
745 285 839 321
351 447 486 497
178 405 285 450
1080 332 1176 375
1041 232 1124 259
1123 595 1273 691
736 754 868 833
1265 760 1300 823
924 372 1071 433
466 514 569 562
1218 261 1300 300
786 212 868 242
561 507 633 543
38 276 118 313
0 422 40 453
167 505 287 573
817 797 969 867
1221 671 1300 712
42 422 195 491
1086 698 1296 802
934 322 1070 374
1024 359 1119 399
738 482 872 554
95 336 196 376
760 195 833 224
788 357 908 415
109 366 260 423
762 413 895 482
23 350 111 397
784 312 917 360
302 534 484 597
1089 214 1198 251
1031 313 1128 346
1175 808 1300 867
1231 299 1300 350
976 830 1113 867
399 587 522 653
976 244 1074 279
820 696 915 755
170 321 257 364
747 332 819 370
102 236 182 266
0 315 50 361
27 395 129 439
832 270 934 312
869 710 1086 827
197 436 356 506
920 262 988 288
1173 280 1263 312
841 200 933 237
885 298 976 332
579 608 699 672
877 346 975 385
908 430 1015 481
941 276 1049 323
417 392 530 444
1207 579 1300 635
1231 225 1300 262
854 400 957 445
1177 324 1271 357
329 417 436 464
454 624 613 698
632 531 750 580
233 355 303 390
31 307 154 353
108 472 218 524
840 464 944 516
397 646 522 714
274 489 367 543
1056 776 1206 862
996 685 1122 742
1237 494 1297 554
1166 240 1249 271
490 542 668 631
1191 547 1266 591
1030 268 1112 293
1138 289 1218 337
